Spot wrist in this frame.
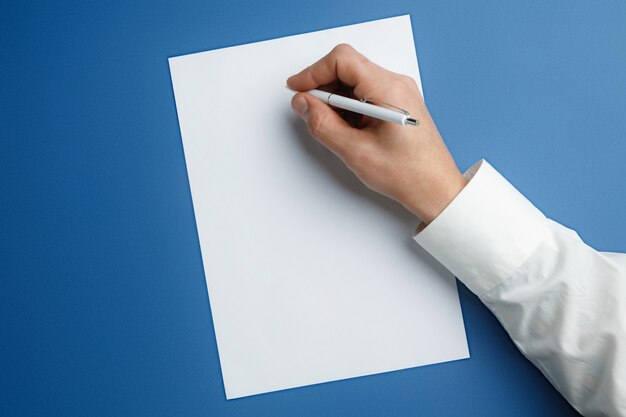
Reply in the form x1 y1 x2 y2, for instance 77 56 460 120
403 172 468 224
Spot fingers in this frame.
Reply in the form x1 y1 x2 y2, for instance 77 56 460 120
287 44 382 91
291 92 361 157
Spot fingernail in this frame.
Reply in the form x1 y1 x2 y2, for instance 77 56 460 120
292 96 308 119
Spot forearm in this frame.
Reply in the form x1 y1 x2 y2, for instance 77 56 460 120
414 160 626 416
481 220 626 416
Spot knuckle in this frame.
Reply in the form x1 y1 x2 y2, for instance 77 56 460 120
401 74 418 87
333 43 354 56
307 111 327 138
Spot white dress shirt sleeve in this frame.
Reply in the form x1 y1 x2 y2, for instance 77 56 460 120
414 160 626 417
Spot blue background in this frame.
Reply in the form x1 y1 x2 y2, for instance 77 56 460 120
2 1 625 416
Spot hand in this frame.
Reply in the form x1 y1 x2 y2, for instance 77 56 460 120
287 44 467 224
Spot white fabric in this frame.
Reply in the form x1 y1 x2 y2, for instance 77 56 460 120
414 160 626 416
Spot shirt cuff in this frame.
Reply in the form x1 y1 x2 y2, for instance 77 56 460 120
413 160 549 296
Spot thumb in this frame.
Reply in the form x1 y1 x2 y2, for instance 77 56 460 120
291 92 358 157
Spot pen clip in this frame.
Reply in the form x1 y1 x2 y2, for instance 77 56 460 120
359 97 419 126
359 97 409 115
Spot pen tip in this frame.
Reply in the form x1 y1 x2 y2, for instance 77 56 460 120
406 117 419 126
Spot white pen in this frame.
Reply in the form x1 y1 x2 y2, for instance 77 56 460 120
291 88 418 126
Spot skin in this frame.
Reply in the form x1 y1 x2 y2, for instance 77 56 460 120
287 43 468 225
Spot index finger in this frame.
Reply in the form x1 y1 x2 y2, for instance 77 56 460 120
286 44 378 91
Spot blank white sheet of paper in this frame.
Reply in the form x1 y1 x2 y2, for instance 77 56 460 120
169 15 469 399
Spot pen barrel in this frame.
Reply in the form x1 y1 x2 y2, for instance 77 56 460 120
305 89 408 125
327 94 407 125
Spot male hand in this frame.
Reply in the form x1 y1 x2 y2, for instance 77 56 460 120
287 44 467 224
